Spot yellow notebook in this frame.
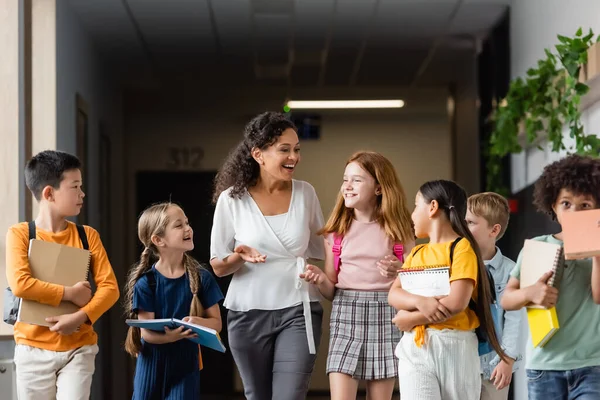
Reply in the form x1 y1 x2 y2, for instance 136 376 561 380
527 307 559 348
17 239 91 327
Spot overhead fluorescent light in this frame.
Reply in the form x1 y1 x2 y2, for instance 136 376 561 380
285 100 405 110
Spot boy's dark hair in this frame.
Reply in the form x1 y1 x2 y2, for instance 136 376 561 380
25 150 82 201
533 154 600 220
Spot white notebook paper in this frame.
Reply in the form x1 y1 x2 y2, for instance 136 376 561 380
399 267 451 297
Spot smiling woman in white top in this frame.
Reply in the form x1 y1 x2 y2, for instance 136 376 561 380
210 111 325 400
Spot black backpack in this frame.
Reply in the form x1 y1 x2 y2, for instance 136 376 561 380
412 237 496 345
3 221 90 325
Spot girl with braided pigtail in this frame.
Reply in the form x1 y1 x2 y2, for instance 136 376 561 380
124 202 224 399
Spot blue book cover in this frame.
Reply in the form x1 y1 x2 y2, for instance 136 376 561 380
126 318 226 353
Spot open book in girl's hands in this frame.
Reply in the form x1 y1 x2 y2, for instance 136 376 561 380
126 318 226 353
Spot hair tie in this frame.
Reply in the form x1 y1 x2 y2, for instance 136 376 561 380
448 205 455 210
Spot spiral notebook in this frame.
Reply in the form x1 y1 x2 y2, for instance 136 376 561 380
398 267 451 297
17 239 91 327
520 239 564 308
520 239 564 347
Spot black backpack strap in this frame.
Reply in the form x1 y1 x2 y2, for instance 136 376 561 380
487 268 497 303
75 224 92 283
75 224 89 250
146 269 157 293
195 265 203 296
448 237 477 318
28 221 36 241
412 244 427 256
449 237 462 264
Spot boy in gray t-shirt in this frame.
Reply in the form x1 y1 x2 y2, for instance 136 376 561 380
501 154 600 400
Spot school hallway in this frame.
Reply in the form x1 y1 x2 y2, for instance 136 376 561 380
3 1 600 399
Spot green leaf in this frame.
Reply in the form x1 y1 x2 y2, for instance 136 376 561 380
558 34 571 43
565 63 579 77
576 27 583 36
575 82 590 95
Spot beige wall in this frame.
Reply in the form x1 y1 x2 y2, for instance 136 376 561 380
0 0 21 339
54 1 126 398
124 86 451 391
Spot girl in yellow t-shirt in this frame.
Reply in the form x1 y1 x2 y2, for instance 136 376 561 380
388 180 506 400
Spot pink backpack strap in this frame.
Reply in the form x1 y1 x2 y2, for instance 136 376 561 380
393 243 404 263
332 234 343 273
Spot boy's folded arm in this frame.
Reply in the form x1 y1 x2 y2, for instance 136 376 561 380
500 277 531 310
79 230 120 324
5 228 64 306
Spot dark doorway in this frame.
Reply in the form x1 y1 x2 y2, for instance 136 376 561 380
500 184 561 261
136 171 235 396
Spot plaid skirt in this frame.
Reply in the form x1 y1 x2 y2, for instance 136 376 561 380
326 289 402 380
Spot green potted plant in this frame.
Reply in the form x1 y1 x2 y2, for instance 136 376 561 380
486 28 600 194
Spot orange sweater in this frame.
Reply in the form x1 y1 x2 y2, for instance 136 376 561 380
5 221 120 351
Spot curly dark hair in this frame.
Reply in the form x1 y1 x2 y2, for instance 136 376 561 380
533 154 600 220
212 111 297 203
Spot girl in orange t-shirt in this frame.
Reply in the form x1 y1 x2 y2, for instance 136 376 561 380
388 180 506 400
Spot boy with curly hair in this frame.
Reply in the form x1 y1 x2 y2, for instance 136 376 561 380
501 154 600 399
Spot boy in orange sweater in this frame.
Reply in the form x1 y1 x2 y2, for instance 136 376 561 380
5 150 120 400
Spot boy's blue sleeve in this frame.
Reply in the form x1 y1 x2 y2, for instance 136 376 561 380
133 274 155 313
499 259 523 364
200 269 224 309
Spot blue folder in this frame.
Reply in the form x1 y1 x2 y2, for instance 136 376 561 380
126 318 226 353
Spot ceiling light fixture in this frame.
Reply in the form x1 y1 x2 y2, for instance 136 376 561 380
284 99 405 110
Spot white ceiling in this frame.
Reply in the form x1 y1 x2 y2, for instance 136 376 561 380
68 0 511 87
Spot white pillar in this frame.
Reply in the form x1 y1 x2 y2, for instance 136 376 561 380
0 0 22 338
